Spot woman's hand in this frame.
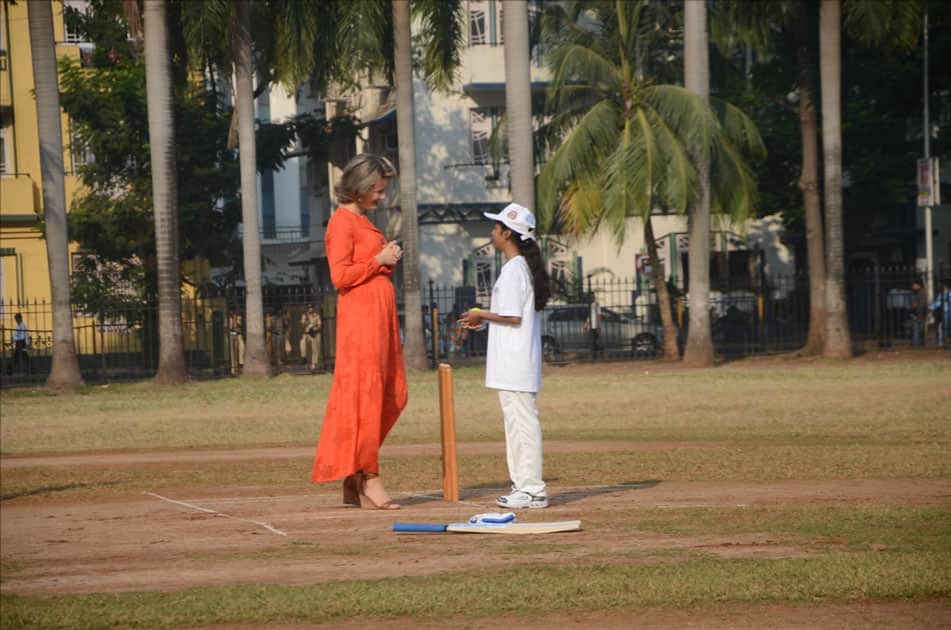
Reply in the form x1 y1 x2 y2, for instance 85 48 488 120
376 240 403 266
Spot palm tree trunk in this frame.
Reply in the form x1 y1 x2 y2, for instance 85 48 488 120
682 0 714 367
144 0 187 384
503 0 535 210
819 0 852 358
234 0 270 376
645 218 680 361
27 0 83 388
795 0 827 356
393 0 427 371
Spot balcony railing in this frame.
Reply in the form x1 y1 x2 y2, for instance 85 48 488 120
236 225 314 243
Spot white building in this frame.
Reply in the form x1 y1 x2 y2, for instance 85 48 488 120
263 0 795 306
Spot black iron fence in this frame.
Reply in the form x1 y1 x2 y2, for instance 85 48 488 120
422 265 950 364
2 266 948 387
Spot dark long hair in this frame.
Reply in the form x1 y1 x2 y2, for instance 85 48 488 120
496 222 551 311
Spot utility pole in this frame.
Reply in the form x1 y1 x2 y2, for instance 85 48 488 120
923 4 934 302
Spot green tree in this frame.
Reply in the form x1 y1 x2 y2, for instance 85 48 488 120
179 0 396 376
27 0 84 388
59 59 243 292
537 0 764 362
714 0 827 355
720 0 922 358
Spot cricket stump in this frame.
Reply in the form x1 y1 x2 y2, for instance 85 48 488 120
438 363 459 501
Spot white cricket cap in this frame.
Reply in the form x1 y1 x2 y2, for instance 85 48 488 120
482 203 537 241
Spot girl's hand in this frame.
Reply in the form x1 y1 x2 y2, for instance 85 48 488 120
458 308 483 330
376 240 403 266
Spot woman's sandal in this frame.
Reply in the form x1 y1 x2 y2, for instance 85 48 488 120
342 473 362 507
359 472 401 510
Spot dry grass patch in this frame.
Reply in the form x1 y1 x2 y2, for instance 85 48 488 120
2 359 949 454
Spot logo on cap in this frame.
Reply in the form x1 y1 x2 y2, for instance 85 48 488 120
507 210 518 220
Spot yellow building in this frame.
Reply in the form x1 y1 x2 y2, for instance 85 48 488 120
0 0 85 307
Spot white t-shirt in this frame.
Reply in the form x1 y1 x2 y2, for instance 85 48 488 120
485 255 542 393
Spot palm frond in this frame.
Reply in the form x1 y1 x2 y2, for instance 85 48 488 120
708 134 759 223
709 97 767 161
557 175 605 236
600 116 653 243
180 0 232 66
271 0 320 90
640 105 698 215
548 43 623 109
709 0 795 57
643 84 717 162
537 100 622 231
845 0 921 50
412 0 465 92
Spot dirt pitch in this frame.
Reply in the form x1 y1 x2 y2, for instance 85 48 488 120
2 440 950 627
3 353 951 627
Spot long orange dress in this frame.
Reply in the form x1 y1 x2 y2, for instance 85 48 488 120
311 209 408 482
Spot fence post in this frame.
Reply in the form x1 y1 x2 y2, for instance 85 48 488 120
428 279 437 369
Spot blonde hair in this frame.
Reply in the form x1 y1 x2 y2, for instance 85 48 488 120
335 153 397 204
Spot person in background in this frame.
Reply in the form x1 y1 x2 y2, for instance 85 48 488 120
7 313 31 375
270 307 289 368
909 279 928 348
931 278 951 348
228 309 244 375
300 303 322 372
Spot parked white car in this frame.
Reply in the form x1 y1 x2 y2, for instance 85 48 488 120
540 305 664 360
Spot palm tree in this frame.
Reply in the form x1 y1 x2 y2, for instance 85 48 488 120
230 0 270 376
386 0 465 370
682 0 714 368
793 0 827 355
142 0 187 383
818 0 851 358
820 0 922 358
537 0 764 362
503 0 536 210
391 0 427 370
27 0 84 388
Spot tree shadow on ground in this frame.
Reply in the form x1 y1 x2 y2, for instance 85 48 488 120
547 480 661 506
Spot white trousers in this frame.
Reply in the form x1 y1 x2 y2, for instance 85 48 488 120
498 390 546 497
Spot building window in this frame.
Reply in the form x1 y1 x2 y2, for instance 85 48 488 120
0 119 10 176
469 0 502 47
68 123 93 174
470 107 502 165
63 0 91 44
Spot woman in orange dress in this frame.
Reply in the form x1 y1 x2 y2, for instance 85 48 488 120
311 154 407 510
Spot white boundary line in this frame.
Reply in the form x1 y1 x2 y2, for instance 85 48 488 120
144 491 288 537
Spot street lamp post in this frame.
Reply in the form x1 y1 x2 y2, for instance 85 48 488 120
923 4 934 303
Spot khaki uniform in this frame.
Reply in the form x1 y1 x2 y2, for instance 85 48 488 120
228 312 245 374
300 309 322 370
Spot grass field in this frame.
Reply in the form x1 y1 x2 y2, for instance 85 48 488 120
1 353 950 628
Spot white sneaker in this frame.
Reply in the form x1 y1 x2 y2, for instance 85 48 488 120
496 491 548 509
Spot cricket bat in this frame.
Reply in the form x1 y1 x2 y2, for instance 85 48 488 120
392 520 581 535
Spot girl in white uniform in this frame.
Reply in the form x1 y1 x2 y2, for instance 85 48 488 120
459 203 552 508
